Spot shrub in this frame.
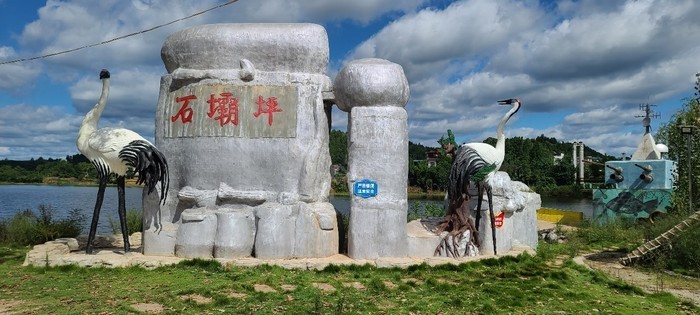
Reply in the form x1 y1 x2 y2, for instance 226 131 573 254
108 209 143 235
407 201 446 222
331 175 349 193
0 205 85 245
634 212 700 276
569 219 644 251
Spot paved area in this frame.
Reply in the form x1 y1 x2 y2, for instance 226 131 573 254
24 242 535 270
24 220 568 270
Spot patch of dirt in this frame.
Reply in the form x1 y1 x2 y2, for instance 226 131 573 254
179 294 213 304
383 281 398 289
436 278 458 285
401 278 424 285
578 250 700 306
253 284 277 293
131 302 164 314
280 284 296 292
227 291 248 299
312 282 336 292
0 300 22 315
343 282 366 290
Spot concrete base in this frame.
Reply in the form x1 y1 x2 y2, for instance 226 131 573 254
406 219 444 258
24 239 535 270
407 173 540 258
145 200 339 259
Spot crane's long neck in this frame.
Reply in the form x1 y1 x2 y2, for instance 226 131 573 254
495 102 520 154
78 78 109 145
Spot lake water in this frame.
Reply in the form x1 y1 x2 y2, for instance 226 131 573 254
0 185 592 234
0 185 143 234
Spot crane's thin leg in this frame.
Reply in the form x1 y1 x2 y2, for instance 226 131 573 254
476 183 484 230
86 177 107 254
487 185 497 255
117 176 130 253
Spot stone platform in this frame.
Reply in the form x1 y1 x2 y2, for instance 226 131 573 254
24 235 535 270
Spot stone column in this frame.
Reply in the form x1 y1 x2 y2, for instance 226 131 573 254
334 58 410 259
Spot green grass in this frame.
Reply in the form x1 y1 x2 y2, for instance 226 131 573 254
0 205 85 245
0 247 695 314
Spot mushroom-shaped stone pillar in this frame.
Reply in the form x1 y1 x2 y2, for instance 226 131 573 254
334 58 410 259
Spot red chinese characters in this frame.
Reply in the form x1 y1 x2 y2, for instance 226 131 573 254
171 95 196 123
207 92 239 127
253 96 282 126
170 91 285 128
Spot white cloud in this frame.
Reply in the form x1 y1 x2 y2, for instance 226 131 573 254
69 67 161 119
0 103 157 160
3 0 700 159
348 0 543 80
346 0 700 155
232 0 427 25
564 105 638 127
0 104 83 159
0 46 42 92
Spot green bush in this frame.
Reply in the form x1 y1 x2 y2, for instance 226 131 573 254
560 212 700 276
569 219 644 251
0 205 85 245
108 209 143 235
666 225 700 276
331 175 349 193
634 212 700 276
407 201 446 222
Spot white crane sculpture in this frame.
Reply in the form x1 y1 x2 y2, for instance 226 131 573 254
445 98 521 256
77 69 169 254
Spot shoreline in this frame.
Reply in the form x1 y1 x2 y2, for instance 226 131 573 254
1 182 593 199
0 181 144 188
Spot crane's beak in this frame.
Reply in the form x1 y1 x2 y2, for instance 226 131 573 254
497 98 518 105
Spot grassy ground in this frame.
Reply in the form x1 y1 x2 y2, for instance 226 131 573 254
0 246 695 314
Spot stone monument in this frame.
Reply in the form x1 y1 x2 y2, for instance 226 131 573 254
142 23 338 259
334 58 410 259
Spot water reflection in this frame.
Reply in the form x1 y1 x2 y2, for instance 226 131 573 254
1 185 593 235
331 195 593 219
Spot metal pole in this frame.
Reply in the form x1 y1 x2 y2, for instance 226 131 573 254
690 133 694 211
579 142 585 184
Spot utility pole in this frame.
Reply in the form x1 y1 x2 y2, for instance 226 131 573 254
681 125 697 211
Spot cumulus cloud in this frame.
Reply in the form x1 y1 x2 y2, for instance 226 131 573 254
349 0 543 80
344 0 700 155
16 0 430 71
0 104 83 159
69 67 161 119
2 0 700 159
0 103 157 160
0 46 42 93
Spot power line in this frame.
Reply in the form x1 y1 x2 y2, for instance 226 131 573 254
0 0 241 66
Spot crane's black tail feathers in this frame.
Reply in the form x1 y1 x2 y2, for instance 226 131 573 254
448 145 487 204
119 140 169 205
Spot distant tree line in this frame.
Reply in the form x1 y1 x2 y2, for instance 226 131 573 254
0 154 96 183
3 132 611 193
327 130 612 194
485 135 615 192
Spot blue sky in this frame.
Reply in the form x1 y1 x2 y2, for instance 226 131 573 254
1 0 699 160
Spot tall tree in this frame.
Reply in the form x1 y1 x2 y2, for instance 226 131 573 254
328 129 348 169
656 97 700 214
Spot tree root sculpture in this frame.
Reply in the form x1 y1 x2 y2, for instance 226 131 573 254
434 194 479 257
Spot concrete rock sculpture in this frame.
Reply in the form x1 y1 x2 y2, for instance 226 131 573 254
143 23 338 259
